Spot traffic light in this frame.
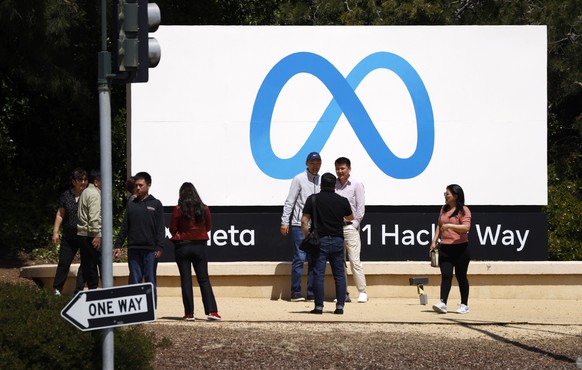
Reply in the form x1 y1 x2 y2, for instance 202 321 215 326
113 0 161 83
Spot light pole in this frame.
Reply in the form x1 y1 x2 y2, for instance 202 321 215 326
98 0 114 368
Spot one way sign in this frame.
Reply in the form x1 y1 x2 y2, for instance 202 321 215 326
61 283 156 331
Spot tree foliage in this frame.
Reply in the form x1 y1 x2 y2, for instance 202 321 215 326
1 1 93 252
547 165 582 260
0 0 580 259
0 0 126 254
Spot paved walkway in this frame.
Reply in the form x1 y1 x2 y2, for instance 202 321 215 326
155 296 582 325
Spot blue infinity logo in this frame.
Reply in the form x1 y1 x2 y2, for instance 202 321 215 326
250 52 434 179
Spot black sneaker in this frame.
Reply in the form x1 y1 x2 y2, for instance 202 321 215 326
334 308 344 315
310 308 323 314
333 292 351 303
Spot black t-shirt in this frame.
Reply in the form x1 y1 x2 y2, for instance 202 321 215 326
303 189 352 238
58 189 79 238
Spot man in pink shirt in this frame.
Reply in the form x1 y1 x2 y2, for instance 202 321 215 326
335 157 368 303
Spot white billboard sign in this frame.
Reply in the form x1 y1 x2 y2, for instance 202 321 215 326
130 26 547 206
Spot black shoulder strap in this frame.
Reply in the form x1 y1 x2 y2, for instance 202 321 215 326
311 194 317 231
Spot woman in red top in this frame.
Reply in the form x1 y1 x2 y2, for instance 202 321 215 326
170 182 220 321
430 184 472 315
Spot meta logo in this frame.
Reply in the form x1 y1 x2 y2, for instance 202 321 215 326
249 52 434 179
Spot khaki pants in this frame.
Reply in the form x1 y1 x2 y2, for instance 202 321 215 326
343 224 366 293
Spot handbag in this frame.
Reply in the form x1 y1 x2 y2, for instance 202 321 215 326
430 241 440 267
300 229 320 254
430 208 442 267
300 195 320 254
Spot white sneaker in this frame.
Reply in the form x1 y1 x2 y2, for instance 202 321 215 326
432 301 447 313
357 292 368 303
456 304 470 314
54 289 61 296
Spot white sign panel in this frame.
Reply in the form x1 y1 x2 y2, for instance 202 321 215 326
61 283 156 331
130 26 547 206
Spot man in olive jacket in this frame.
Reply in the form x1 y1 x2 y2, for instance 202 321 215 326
77 170 102 289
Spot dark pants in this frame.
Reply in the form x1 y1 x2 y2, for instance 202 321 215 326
79 236 101 290
310 236 346 310
174 240 218 315
53 234 86 293
439 242 470 305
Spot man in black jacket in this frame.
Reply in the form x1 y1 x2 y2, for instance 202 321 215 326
301 172 353 315
114 171 165 305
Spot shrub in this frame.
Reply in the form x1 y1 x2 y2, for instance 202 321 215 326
0 283 156 369
546 165 582 260
31 245 60 264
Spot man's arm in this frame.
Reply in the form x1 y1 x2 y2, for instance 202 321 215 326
51 208 65 246
352 181 365 228
301 214 311 238
87 191 102 237
280 177 301 236
154 200 165 258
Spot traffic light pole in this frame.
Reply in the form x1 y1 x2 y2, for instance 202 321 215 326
96 1 161 368
112 0 161 83
98 0 114 369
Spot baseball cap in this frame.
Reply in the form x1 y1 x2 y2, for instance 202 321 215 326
306 152 321 162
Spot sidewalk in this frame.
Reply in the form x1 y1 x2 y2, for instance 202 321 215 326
155 296 582 325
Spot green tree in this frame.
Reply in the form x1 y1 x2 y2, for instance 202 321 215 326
0 0 580 260
155 0 279 25
270 0 582 259
0 0 102 255
0 0 133 257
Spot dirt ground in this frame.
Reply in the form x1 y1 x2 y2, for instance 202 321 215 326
3 258 582 369
145 320 582 369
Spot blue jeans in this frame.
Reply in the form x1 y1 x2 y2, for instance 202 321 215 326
310 236 346 309
128 248 159 305
291 226 314 298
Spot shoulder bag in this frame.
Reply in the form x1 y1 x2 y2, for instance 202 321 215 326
300 195 320 254
430 207 443 267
